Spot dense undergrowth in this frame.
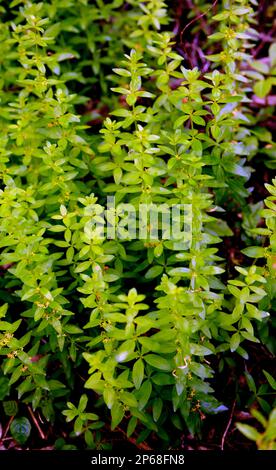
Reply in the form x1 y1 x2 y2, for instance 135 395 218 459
0 0 275 450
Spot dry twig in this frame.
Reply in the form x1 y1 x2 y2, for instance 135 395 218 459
221 400 236 450
27 405 46 441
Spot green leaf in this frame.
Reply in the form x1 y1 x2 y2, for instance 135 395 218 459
60 204 67 217
263 370 276 391
190 344 213 356
167 267 191 276
113 167 122 185
144 265 163 279
0 377 10 400
201 266 225 275
10 417 31 444
32 388 42 411
137 380 152 410
103 388 116 409
113 68 131 77
230 332 240 352
111 403 124 430
245 372 257 394
254 79 272 99
63 324 83 334
213 12 230 21
173 115 190 128
269 43 276 67
3 400 18 417
144 354 171 371
257 397 271 415
84 372 103 390
236 423 260 441
192 115 205 126
17 376 34 398
233 7 252 15
127 416 137 437
152 397 163 422
242 246 266 258
84 429 94 448
120 391 138 407
251 409 267 428
206 220 233 237
0 319 21 332
133 359 144 390
78 394 88 413
0 303 8 319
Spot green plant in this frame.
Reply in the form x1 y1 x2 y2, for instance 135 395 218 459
10 416 32 445
237 408 276 450
0 0 275 450
62 394 105 448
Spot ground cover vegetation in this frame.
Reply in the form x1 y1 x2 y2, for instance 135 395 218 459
0 0 275 451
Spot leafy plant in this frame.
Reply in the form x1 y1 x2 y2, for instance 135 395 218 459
237 408 276 450
10 417 32 445
0 0 274 450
